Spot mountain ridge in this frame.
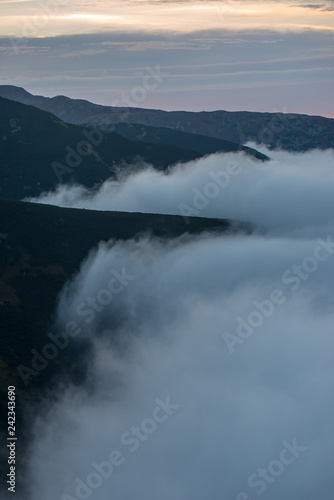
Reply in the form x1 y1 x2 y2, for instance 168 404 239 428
0 97 200 200
1 85 333 151
0 96 268 200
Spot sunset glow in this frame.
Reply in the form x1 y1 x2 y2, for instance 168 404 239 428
1 1 334 37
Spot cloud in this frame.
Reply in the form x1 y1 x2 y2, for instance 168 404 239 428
100 40 214 51
28 148 334 235
294 3 334 11
2 0 334 38
9 147 334 500
17 224 334 500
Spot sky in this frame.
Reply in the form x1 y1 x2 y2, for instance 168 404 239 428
10 147 334 500
0 0 333 115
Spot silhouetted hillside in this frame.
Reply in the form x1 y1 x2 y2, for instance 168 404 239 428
0 97 201 200
1 85 333 151
88 122 269 160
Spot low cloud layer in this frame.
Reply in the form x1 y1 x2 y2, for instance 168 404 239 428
29 147 334 235
15 147 334 499
21 231 334 500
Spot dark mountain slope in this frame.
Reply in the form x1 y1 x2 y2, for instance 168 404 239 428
0 97 202 200
1 85 333 151
0 197 234 386
89 122 269 161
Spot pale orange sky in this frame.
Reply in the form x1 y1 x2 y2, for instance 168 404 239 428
1 0 334 37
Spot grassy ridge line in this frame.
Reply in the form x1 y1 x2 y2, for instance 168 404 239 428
0 198 231 269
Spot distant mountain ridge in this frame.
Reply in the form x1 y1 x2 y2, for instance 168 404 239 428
85 122 269 160
0 96 268 200
0 97 200 200
1 85 334 151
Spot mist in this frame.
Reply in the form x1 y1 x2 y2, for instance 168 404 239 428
27 147 334 235
18 147 334 500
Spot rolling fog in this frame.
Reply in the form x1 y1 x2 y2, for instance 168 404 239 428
21 147 334 499
29 147 334 234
